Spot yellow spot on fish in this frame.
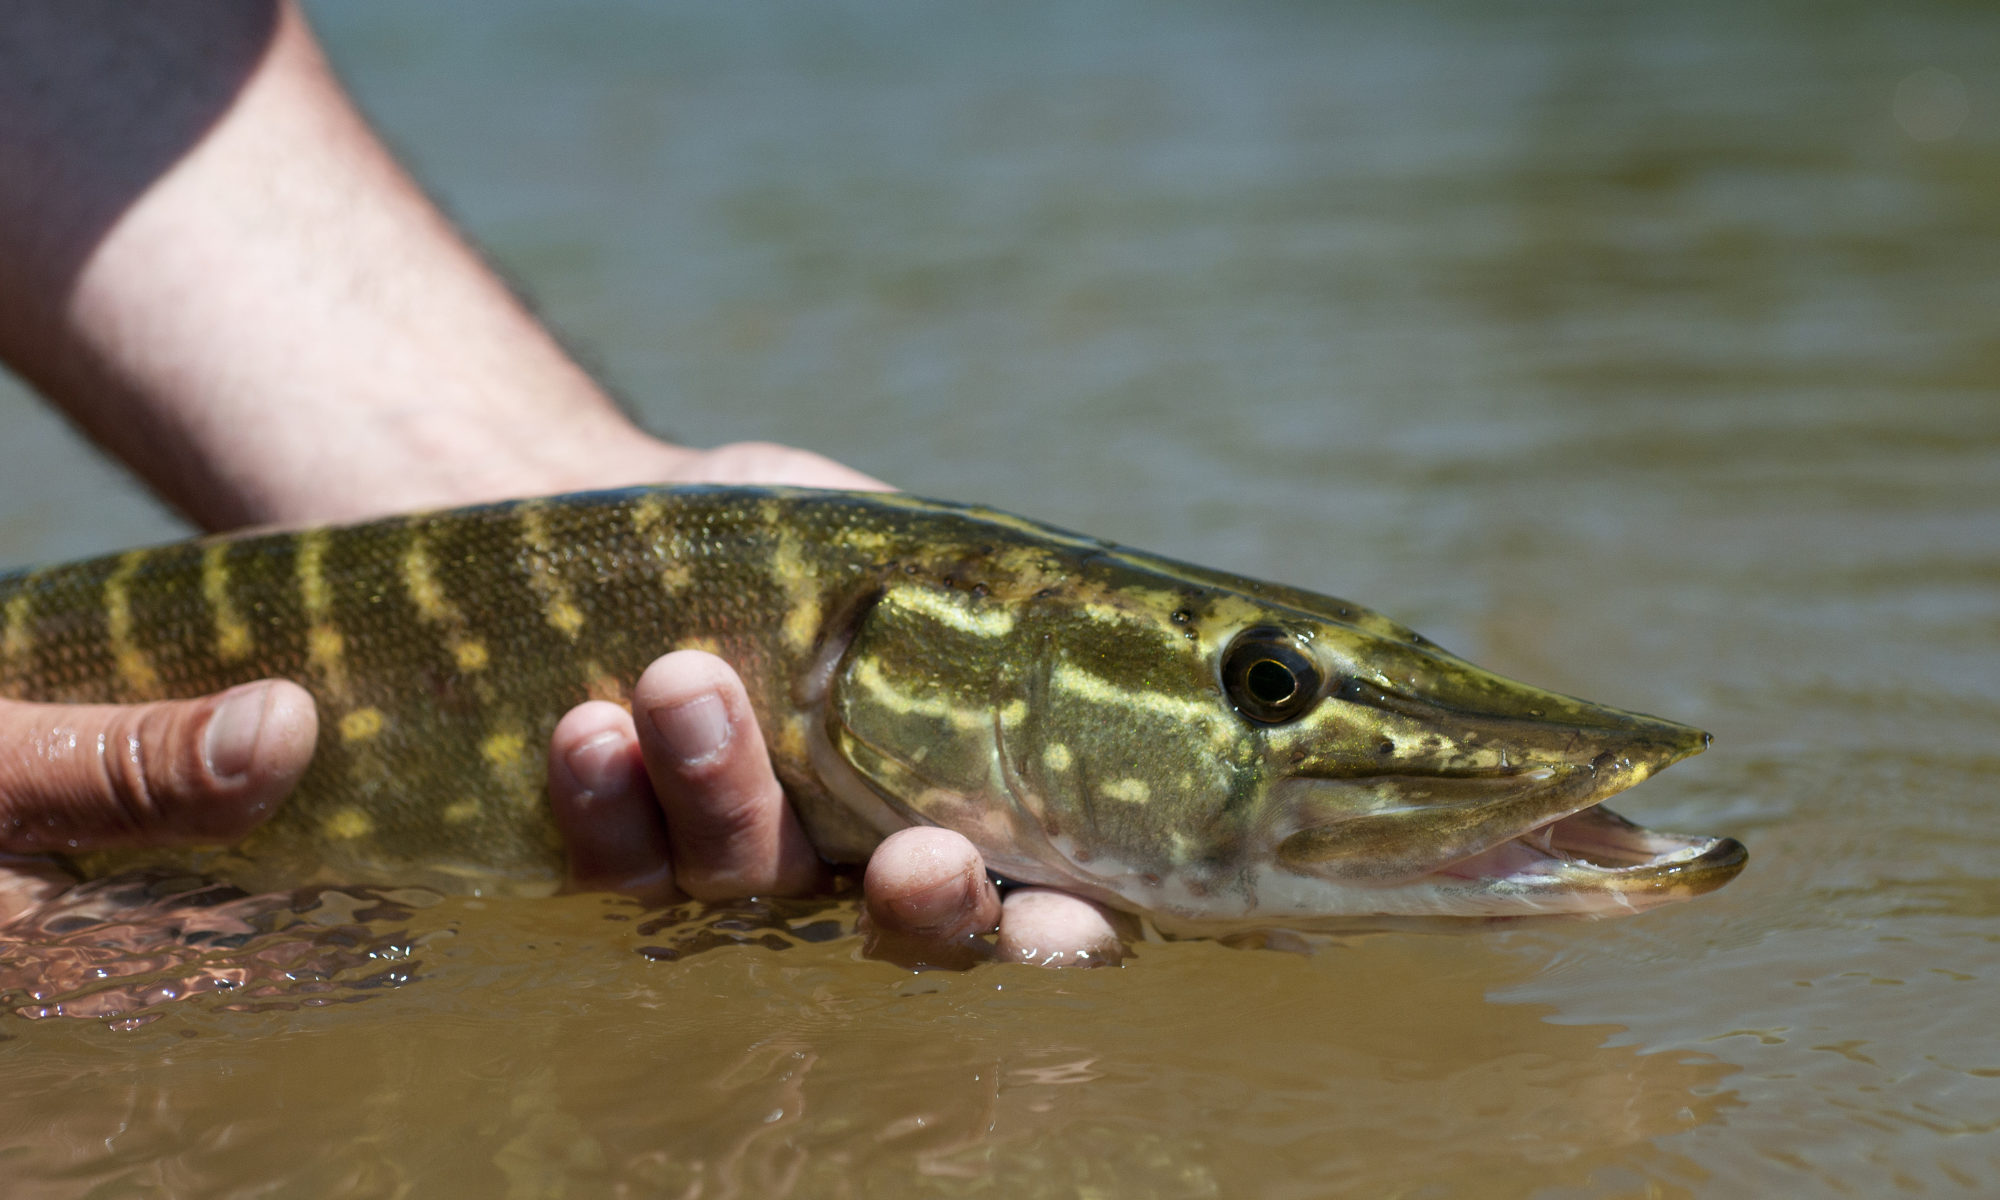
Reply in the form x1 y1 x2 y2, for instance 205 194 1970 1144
481 731 528 768
678 635 722 656
307 623 345 670
1102 778 1152 804
585 674 628 706
402 530 499 684
783 595 821 651
104 551 160 695
1050 659 1218 727
772 714 808 764
294 533 350 696
851 659 986 730
999 699 1028 727
1 586 32 672
215 621 251 660
769 531 824 651
1043 743 1073 772
545 599 586 638
837 527 894 555
401 535 454 623
201 542 253 661
453 639 490 673
324 807 374 839
443 797 482 824
113 648 158 695
888 586 1017 637
518 501 588 641
658 559 694 592
339 707 385 742
630 494 695 591
296 530 332 616
630 492 666 536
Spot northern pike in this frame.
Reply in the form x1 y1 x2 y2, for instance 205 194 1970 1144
0 487 1744 929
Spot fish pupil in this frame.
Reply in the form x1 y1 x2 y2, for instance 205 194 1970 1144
1246 659 1297 705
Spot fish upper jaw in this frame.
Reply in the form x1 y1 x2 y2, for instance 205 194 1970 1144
1270 742 1684 884
1250 737 1745 919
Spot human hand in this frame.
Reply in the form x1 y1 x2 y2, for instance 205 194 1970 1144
556 444 1132 967
550 651 1131 969
0 681 317 925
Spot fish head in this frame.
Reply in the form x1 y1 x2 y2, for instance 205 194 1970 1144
1224 614 1744 921
819 543 1744 930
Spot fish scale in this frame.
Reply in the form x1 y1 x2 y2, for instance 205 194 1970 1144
0 486 1744 926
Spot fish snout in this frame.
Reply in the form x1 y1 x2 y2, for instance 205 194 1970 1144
1269 662 1715 888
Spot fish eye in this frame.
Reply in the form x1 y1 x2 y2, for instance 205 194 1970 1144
1222 628 1322 724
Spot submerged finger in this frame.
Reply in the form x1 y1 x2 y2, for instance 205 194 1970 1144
994 888 1128 968
630 651 823 900
860 827 1001 969
548 701 682 904
0 680 315 853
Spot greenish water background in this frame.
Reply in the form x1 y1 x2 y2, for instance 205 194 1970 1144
1 2 1995 1195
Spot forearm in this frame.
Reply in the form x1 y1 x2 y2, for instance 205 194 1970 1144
0 1 678 531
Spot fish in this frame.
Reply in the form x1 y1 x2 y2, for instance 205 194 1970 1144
0 486 1744 930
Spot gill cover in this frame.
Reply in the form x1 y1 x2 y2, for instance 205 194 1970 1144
819 580 1054 878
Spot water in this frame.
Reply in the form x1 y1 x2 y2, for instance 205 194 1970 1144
1 1 1996 1194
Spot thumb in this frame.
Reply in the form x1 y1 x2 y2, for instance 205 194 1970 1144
0 680 317 853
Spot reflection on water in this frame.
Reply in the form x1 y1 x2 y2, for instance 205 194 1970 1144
0 0 1996 1195
0 875 433 1025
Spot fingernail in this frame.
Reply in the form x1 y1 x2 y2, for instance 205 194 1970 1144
563 730 629 797
204 682 272 782
650 692 730 765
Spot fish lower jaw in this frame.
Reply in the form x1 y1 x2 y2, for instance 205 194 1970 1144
1423 804 1747 915
1034 802 1746 930
1083 808 1747 931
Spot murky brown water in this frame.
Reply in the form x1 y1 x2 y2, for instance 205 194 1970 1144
2 1 1996 1194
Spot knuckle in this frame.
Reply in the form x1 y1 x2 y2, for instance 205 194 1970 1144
97 701 219 841
690 786 769 849
95 717 168 836
674 790 768 869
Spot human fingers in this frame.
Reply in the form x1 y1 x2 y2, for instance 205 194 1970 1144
995 887 1128 968
860 828 1130 969
859 826 1003 970
629 651 826 900
547 700 682 904
0 680 315 854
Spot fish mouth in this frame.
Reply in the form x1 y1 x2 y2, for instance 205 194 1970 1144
1431 803 1747 914
1270 749 1746 917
